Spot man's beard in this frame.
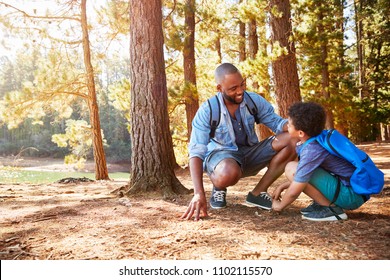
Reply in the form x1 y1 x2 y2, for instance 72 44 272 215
221 91 243 105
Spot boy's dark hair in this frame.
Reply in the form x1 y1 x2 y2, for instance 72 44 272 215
288 102 326 137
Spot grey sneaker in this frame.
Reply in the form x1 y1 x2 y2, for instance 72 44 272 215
245 192 272 210
300 201 323 215
302 205 348 221
210 187 227 209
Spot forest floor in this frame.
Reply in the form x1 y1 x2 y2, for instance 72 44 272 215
1 142 389 260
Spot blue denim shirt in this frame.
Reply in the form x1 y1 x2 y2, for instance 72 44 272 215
188 91 287 160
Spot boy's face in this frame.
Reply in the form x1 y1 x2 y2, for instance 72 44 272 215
287 117 300 137
288 117 308 140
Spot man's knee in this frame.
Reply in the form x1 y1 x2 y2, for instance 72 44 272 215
272 132 298 153
284 161 297 181
211 159 242 187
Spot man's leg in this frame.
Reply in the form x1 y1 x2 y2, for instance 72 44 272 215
205 151 243 209
250 132 297 196
210 158 242 188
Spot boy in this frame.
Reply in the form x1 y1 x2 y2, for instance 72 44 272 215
271 102 366 221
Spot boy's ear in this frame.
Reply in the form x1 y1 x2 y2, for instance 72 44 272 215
298 130 306 137
216 84 221 92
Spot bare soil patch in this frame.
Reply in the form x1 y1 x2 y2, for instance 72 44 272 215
1 142 389 260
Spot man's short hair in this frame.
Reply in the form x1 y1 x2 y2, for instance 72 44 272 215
288 102 326 137
215 63 239 84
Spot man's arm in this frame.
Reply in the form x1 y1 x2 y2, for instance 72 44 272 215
282 121 288 132
181 157 208 221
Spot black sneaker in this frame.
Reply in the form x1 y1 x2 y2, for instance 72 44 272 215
210 187 227 209
245 192 272 210
302 205 348 221
300 201 323 215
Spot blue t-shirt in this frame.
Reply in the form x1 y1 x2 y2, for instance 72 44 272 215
230 108 249 146
294 141 356 186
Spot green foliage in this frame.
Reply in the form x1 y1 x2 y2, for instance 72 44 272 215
108 78 131 123
51 119 102 168
292 0 389 140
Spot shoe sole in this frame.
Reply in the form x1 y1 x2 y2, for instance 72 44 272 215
245 200 272 210
210 204 226 209
301 213 348 221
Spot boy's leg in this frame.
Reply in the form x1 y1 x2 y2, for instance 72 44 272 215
305 168 365 210
284 161 297 182
303 184 332 206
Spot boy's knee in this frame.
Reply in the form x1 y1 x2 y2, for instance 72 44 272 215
284 161 297 181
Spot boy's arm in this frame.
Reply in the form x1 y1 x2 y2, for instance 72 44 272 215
272 181 307 212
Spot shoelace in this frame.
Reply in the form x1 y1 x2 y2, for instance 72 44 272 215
260 192 271 201
213 190 226 202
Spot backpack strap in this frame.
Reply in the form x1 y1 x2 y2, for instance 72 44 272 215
330 178 341 206
207 92 260 138
244 92 260 124
207 95 221 138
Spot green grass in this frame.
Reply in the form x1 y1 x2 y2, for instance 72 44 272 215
0 168 130 184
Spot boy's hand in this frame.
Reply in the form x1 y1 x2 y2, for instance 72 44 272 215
272 200 283 212
272 181 290 201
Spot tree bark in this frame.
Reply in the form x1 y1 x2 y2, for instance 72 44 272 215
128 0 188 197
238 1 246 63
215 34 222 64
80 0 109 180
183 0 199 140
269 0 301 118
354 0 366 99
247 18 273 140
318 8 334 129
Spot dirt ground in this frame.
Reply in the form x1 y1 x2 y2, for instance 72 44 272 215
1 142 389 260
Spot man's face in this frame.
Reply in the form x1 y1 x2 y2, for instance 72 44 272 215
217 72 246 105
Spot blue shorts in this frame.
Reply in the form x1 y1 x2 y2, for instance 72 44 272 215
204 136 276 177
309 168 365 210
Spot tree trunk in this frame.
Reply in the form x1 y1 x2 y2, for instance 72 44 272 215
354 0 366 99
318 8 334 129
248 18 273 140
80 0 109 180
269 0 301 118
215 34 222 64
334 0 348 133
183 0 199 141
248 19 258 64
239 1 246 63
128 0 188 197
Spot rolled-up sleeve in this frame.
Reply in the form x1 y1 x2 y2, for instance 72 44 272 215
252 93 287 134
188 102 211 161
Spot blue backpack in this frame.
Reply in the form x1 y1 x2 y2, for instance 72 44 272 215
207 91 260 138
302 129 384 199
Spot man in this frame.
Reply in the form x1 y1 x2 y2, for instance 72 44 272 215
181 63 296 221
